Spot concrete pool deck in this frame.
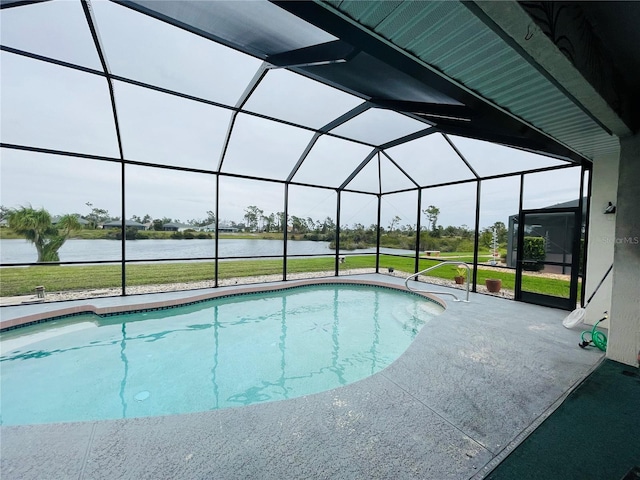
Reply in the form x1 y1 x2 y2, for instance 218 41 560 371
0 274 604 479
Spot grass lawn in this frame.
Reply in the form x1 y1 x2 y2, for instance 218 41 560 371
1 254 575 300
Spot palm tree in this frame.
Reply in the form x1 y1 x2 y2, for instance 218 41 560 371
7 206 82 262
423 205 440 232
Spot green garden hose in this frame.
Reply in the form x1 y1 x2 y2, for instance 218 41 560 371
579 316 608 352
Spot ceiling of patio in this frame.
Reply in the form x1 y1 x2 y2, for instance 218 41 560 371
4 0 634 193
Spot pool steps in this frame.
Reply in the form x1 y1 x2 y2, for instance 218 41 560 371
405 261 471 302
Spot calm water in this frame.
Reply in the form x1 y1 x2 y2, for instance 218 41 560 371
0 238 416 264
0 284 443 425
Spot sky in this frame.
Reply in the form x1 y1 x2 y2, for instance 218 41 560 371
0 0 584 230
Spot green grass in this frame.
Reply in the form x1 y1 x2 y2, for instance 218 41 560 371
379 255 574 298
0 254 575 299
0 257 350 296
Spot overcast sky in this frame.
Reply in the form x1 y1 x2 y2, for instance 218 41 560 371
0 0 584 229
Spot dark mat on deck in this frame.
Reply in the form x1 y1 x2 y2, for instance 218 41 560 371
487 359 640 480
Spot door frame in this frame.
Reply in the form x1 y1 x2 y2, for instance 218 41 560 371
514 206 582 310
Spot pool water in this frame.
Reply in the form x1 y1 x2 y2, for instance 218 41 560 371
0 284 443 425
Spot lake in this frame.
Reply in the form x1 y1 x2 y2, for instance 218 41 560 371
0 239 416 264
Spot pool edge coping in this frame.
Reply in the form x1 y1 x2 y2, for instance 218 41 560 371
0 278 447 332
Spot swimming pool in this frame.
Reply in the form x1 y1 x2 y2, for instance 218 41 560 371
0 283 444 425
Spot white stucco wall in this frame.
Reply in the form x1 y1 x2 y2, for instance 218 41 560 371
584 151 619 328
608 134 640 367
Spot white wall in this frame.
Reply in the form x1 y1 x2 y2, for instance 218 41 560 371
608 134 640 367
584 151 619 328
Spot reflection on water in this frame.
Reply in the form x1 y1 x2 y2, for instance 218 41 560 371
1 238 416 263
0 285 441 425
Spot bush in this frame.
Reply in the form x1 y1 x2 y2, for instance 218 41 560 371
381 234 402 247
105 227 140 240
522 236 546 271
419 232 439 251
105 228 120 240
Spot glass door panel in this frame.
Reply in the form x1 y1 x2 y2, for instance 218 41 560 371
516 209 579 310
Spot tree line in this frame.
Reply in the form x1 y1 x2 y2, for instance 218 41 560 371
1 203 508 263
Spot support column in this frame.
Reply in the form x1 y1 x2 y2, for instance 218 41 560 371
584 152 619 326
608 133 640 367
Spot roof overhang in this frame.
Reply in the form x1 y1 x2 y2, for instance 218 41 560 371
116 0 596 165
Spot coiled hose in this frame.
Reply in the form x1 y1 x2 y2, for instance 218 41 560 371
579 316 608 352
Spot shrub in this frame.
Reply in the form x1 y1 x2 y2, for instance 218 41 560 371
522 236 546 271
419 232 439 251
105 227 139 240
105 228 120 240
125 227 140 240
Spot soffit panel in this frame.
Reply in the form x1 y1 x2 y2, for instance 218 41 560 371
323 0 617 160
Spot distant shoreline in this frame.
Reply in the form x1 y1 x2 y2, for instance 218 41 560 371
0 229 317 241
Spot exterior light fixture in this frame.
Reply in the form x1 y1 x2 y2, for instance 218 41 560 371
604 202 616 214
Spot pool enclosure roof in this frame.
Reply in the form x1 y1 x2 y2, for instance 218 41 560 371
0 0 595 196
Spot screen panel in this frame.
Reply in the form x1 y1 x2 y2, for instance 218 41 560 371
0 0 101 69
114 81 231 170
292 136 374 188
385 133 475 187
1 52 119 157
331 108 428 145
221 113 314 180
243 69 362 129
124 165 216 260
449 135 570 178
92 0 261 105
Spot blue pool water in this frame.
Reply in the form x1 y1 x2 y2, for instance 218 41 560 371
0 284 443 425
